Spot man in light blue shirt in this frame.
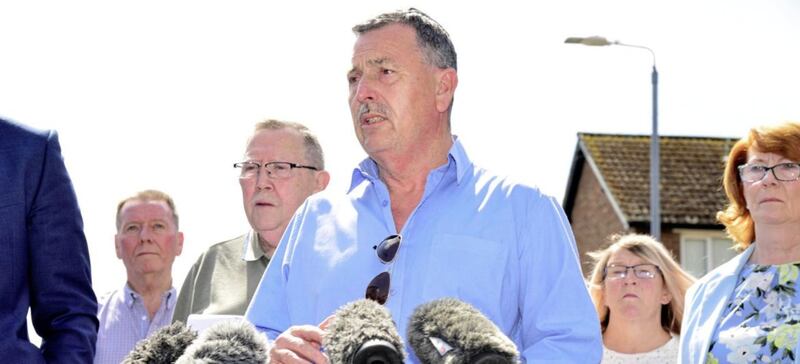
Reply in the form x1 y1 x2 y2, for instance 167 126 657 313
245 8 601 363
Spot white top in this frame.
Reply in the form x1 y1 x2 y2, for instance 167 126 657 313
602 335 679 363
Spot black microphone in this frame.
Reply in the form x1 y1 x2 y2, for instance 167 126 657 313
407 298 519 364
123 321 198 364
175 319 269 363
323 299 406 364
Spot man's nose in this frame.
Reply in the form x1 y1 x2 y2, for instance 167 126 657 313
139 227 154 242
256 167 275 190
354 76 377 103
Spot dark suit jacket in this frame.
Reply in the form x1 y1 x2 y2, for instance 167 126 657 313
0 118 98 363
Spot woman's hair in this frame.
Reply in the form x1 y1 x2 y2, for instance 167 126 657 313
587 233 696 334
717 121 800 250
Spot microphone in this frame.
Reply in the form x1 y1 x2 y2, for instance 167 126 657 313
123 321 198 364
407 298 519 364
323 299 405 364
175 319 269 363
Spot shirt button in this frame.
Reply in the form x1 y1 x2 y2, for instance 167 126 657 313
382 200 388 207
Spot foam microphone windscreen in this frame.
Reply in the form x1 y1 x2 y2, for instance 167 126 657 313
175 319 269 364
123 321 198 364
323 299 406 364
407 298 519 364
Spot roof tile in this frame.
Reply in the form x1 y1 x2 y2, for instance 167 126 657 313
579 133 737 225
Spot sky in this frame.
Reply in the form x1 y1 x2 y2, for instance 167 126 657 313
1 0 799 308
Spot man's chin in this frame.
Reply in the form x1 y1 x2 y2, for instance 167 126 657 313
253 223 282 235
133 262 165 275
360 141 392 158
249 210 278 226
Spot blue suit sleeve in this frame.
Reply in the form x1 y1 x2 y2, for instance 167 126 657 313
519 195 602 363
28 131 98 362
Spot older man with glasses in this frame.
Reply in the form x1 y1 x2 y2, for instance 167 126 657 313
245 8 601 364
172 119 329 325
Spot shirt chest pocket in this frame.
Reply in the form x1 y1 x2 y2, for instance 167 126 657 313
421 234 507 309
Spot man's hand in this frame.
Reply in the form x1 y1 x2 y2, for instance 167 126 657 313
269 319 333 364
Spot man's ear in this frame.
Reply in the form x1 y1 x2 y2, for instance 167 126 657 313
114 235 123 259
434 68 458 113
315 170 331 193
176 232 184 256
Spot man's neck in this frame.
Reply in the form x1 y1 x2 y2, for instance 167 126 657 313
374 134 452 181
374 135 453 232
127 272 172 320
257 233 276 259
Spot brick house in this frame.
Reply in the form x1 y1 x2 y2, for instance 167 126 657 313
562 133 740 278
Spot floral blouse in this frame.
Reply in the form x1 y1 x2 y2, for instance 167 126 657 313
707 263 800 363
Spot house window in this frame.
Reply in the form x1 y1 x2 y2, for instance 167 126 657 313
680 234 738 278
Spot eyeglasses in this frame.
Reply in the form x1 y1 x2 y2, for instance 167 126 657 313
365 235 402 304
604 263 660 280
738 162 800 183
233 161 318 179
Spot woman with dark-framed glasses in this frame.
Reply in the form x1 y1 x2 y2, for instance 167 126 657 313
680 121 800 363
588 233 695 363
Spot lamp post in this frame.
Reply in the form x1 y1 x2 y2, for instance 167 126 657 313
565 36 660 240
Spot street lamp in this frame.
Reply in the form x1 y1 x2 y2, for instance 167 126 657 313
565 36 660 240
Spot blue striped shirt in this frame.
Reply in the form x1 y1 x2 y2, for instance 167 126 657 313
95 283 176 364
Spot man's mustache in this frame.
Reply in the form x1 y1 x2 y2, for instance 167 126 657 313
357 103 389 119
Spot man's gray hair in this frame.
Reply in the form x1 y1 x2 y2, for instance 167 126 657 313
253 119 325 170
116 189 179 230
352 8 457 71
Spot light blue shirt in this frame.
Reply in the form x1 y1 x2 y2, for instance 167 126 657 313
246 138 601 363
95 283 177 364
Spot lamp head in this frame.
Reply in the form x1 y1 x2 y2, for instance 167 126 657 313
564 36 614 46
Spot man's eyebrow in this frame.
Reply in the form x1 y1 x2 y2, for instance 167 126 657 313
350 56 393 70
367 57 391 66
348 57 397 77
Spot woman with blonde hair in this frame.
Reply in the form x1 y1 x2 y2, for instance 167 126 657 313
588 233 695 363
681 121 800 363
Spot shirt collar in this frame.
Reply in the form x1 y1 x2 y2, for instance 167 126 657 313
123 283 137 308
348 135 470 192
241 230 266 261
122 282 177 309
